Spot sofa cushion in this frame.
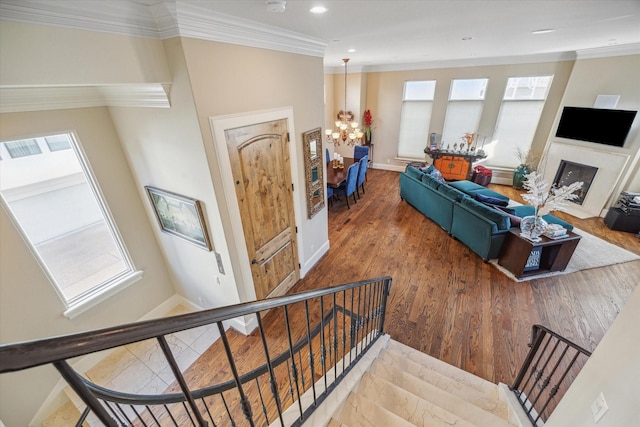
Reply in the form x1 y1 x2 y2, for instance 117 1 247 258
510 205 574 231
405 165 423 180
460 196 511 230
473 188 510 203
421 172 441 189
475 193 509 207
449 180 485 193
438 183 466 202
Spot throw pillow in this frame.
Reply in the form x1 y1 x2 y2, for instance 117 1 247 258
494 206 521 226
420 164 435 174
475 193 509 207
429 167 446 183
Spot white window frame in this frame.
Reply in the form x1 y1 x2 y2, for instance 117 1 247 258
0 132 142 318
397 80 436 160
488 75 553 168
441 78 489 148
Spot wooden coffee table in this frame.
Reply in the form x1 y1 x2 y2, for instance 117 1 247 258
498 229 582 279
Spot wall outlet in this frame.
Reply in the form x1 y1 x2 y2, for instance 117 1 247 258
591 392 608 423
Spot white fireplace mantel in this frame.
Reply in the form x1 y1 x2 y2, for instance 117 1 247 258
540 141 630 219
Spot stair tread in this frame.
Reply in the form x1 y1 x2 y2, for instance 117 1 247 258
42 400 86 427
369 359 515 426
328 418 348 427
357 371 480 427
386 340 497 393
337 392 417 426
378 350 509 418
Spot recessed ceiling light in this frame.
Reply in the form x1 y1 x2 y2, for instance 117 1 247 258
310 6 327 14
265 1 286 13
532 29 556 34
348 48 356 53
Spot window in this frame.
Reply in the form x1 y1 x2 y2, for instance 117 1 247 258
397 80 436 159
441 79 489 148
0 133 141 318
5 139 42 158
489 76 553 167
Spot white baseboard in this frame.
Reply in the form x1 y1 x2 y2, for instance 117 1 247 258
301 240 330 277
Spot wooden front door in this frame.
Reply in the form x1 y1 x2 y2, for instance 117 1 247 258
225 119 299 300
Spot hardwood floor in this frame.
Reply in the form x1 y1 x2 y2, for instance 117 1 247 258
171 168 639 425
290 168 639 385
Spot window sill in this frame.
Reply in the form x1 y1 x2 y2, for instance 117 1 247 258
63 270 144 319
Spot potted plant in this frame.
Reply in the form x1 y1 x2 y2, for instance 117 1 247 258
513 147 539 189
362 109 374 145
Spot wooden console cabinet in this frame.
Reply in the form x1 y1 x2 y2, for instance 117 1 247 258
424 148 487 181
498 230 581 279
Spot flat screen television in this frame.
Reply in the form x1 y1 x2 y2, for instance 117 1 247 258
555 106 637 147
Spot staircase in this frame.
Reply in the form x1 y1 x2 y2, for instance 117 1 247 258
325 339 526 427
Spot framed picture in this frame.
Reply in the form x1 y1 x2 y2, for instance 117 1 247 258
145 186 212 251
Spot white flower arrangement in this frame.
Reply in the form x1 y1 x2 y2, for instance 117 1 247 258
522 171 584 216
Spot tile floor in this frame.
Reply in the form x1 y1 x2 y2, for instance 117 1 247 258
43 304 220 427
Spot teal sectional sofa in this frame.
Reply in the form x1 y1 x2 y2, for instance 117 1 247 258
399 165 573 260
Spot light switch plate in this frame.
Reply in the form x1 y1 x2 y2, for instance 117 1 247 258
591 392 608 423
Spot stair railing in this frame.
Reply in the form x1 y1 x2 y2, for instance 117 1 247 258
0 276 392 427
510 324 592 425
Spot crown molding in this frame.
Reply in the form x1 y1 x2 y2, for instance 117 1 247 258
0 84 171 113
576 43 640 60
0 0 327 58
0 0 161 38
172 3 326 57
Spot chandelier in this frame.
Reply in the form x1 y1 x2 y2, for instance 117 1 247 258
325 58 363 146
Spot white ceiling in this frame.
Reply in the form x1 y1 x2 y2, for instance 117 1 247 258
2 0 640 72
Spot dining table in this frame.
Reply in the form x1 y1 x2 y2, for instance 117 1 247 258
326 157 357 188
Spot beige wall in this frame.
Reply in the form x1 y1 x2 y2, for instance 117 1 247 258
547 284 640 427
359 61 574 171
0 21 170 86
180 38 328 301
543 54 640 196
0 107 176 427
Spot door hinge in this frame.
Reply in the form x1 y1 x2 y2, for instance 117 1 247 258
292 183 294 191
298 263 301 269
295 226 298 233
286 132 290 142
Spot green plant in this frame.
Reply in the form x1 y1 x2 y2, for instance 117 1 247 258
514 147 539 169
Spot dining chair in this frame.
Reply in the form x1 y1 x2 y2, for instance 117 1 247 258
326 185 334 207
356 154 368 198
334 163 359 209
325 147 331 163
354 145 369 160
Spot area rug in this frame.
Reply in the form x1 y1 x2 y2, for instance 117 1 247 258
490 228 640 282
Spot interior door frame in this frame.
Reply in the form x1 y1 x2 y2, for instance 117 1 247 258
209 107 304 302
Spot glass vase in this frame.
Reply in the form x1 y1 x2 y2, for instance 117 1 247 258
520 213 548 242
513 164 530 189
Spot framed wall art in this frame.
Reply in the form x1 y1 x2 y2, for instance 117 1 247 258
145 186 212 251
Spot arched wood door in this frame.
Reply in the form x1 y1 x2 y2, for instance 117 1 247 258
225 119 299 300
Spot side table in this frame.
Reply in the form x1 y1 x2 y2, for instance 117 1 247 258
498 229 582 279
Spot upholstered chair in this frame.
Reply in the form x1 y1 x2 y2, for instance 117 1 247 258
356 155 368 198
353 145 369 160
334 163 359 209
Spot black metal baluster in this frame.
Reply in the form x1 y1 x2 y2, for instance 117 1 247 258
528 342 571 415
130 406 148 427
535 349 581 424
349 288 355 364
220 393 237 427
374 281 383 334
163 404 179 426
332 292 339 379
217 322 254 427
319 296 328 391
201 398 217 427
342 290 347 372
156 335 207 427
283 305 304 419
255 312 284 426
379 278 391 334
52 361 117 426
75 407 90 427
146 405 161 426
513 328 550 393
355 286 363 355
103 401 124 425
297 351 306 390
115 403 133 425
525 337 562 415
364 282 373 346
181 401 197 426
304 300 317 403
254 377 270 425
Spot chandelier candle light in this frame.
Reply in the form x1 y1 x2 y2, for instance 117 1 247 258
325 58 364 146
